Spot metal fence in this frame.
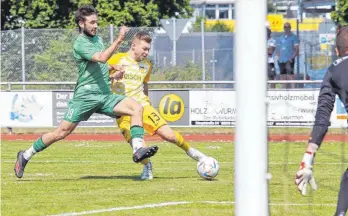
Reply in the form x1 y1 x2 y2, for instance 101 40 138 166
1 20 337 89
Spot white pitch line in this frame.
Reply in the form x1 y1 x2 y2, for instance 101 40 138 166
48 201 191 216
270 203 336 207
48 201 336 216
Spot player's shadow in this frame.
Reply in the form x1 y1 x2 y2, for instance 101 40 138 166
80 175 143 181
80 175 192 181
15 175 143 182
17 178 78 182
15 175 192 182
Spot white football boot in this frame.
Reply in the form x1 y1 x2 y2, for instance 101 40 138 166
141 161 153 180
186 147 207 162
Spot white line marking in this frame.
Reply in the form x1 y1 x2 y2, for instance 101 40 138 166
270 203 336 206
48 201 191 216
48 201 336 216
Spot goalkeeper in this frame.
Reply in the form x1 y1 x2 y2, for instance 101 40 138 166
295 26 348 215
108 31 210 180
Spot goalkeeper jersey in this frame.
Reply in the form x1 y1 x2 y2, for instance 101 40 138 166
108 52 152 107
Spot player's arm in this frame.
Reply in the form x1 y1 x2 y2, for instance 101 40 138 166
309 69 336 147
75 26 128 64
295 69 336 196
108 53 128 81
92 26 128 63
109 65 125 80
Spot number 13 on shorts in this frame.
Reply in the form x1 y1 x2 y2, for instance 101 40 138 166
143 105 167 135
117 105 167 141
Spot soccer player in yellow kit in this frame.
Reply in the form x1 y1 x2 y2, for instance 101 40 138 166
108 32 208 180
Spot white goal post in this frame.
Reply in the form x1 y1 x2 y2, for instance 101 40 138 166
234 0 269 216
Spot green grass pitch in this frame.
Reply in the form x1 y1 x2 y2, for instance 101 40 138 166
1 139 347 215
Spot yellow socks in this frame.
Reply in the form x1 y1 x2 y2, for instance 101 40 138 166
173 131 190 151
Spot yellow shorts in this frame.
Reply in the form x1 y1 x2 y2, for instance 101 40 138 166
117 105 167 142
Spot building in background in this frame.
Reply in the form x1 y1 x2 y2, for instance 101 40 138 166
273 0 335 19
190 0 335 20
190 0 236 20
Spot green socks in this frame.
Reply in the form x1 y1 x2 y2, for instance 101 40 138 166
130 126 144 139
33 137 47 152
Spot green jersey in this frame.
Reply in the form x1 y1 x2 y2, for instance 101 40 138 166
72 35 110 97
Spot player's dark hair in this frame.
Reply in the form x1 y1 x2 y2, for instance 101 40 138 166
336 26 348 57
75 5 98 32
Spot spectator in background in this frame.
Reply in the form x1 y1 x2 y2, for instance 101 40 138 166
277 22 299 88
267 28 276 88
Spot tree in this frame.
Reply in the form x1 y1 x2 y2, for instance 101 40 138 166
95 0 159 27
1 30 22 81
210 21 231 32
152 63 207 89
193 17 232 32
2 0 193 30
1 0 193 83
192 16 204 32
1 0 11 30
1 29 75 82
331 0 348 25
31 30 77 82
2 0 72 30
152 0 193 19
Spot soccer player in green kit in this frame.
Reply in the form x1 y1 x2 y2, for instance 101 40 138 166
14 5 158 178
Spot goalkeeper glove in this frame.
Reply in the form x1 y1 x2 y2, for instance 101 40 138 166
295 143 318 196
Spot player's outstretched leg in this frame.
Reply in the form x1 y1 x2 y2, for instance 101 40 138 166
156 125 207 162
334 169 348 216
14 121 78 178
113 98 158 163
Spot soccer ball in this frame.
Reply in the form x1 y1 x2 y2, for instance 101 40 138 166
197 157 219 180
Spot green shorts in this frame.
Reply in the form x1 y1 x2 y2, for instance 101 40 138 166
64 93 126 123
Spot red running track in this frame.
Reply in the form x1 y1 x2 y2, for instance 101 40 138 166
2 134 348 142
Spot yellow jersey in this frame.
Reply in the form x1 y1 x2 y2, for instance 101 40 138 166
108 52 152 107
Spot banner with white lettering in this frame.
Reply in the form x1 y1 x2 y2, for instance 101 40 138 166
189 91 236 126
189 90 329 127
266 90 319 126
3 90 348 128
